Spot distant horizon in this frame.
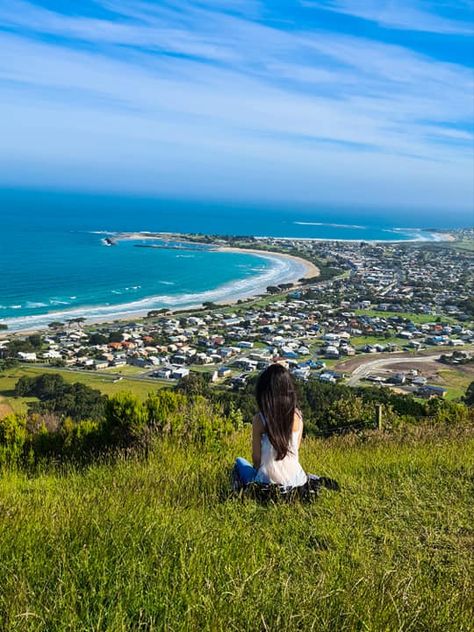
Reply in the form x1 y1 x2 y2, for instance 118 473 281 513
0 0 473 212
1 186 473 229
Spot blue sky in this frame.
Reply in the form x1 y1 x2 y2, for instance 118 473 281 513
0 0 473 211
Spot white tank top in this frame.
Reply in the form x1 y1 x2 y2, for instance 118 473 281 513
255 412 307 487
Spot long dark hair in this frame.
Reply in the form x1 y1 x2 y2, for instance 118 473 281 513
255 363 297 461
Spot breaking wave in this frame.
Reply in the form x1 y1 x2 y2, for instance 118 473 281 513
0 251 308 332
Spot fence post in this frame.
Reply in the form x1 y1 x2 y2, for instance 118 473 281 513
375 404 383 431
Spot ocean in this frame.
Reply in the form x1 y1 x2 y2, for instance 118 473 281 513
0 189 469 331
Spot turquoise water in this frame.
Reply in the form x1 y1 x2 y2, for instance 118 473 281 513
0 189 463 330
0 229 294 330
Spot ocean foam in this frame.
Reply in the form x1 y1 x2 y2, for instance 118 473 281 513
25 302 48 308
294 222 366 229
1 251 307 332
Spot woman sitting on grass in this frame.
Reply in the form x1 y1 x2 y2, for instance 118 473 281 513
233 363 308 490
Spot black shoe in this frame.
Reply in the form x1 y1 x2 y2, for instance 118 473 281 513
318 477 340 492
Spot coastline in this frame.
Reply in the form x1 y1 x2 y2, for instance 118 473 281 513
253 231 456 243
108 229 456 244
0 225 461 336
215 245 319 279
0 244 317 335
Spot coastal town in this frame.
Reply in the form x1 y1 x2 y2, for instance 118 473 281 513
1 230 473 410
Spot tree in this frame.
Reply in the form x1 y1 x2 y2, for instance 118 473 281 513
16 373 67 400
27 334 43 349
175 372 211 398
48 321 64 329
15 373 106 421
104 392 148 446
0 358 19 371
464 381 474 407
89 333 108 346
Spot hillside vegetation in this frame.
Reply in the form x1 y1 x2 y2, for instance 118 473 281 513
1 425 473 632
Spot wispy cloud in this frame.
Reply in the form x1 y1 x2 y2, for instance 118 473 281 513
305 0 474 35
0 0 472 208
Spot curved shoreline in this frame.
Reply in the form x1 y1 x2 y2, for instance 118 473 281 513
215 245 319 279
0 246 318 333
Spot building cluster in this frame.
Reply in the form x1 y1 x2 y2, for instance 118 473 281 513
1 233 473 398
269 234 473 320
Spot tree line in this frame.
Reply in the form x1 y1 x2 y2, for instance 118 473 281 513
0 371 472 468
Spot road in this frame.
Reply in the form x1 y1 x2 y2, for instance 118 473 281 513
346 352 445 387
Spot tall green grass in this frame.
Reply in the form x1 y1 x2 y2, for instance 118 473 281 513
1 427 472 631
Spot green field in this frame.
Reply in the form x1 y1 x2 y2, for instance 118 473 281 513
0 365 166 416
349 335 401 348
354 309 460 325
451 239 474 252
434 367 474 401
0 427 472 631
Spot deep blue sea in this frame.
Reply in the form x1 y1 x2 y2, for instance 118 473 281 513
0 190 471 331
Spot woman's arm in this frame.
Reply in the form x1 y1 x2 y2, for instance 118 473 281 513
298 419 304 448
252 414 264 469
294 409 304 448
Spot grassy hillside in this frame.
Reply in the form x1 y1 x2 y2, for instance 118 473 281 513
0 426 472 631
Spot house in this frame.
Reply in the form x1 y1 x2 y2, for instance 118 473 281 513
325 346 340 359
319 372 336 384
230 374 248 389
129 357 150 368
18 352 37 362
412 376 427 386
171 367 190 380
388 373 406 385
153 367 172 379
426 335 448 346
291 366 311 380
417 385 447 398
282 349 299 359
339 346 356 356
41 350 63 360
171 354 187 365
94 360 109 370
238 341 254 349
110 359 127 368
235 358 258 371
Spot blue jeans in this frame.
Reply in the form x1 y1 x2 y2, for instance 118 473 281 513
233 457 257 489
233 458 319 491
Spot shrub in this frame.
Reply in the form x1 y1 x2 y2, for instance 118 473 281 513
104 392 148 447
0 414 27 466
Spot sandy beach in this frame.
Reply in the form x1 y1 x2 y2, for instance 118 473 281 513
215 245 319 279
